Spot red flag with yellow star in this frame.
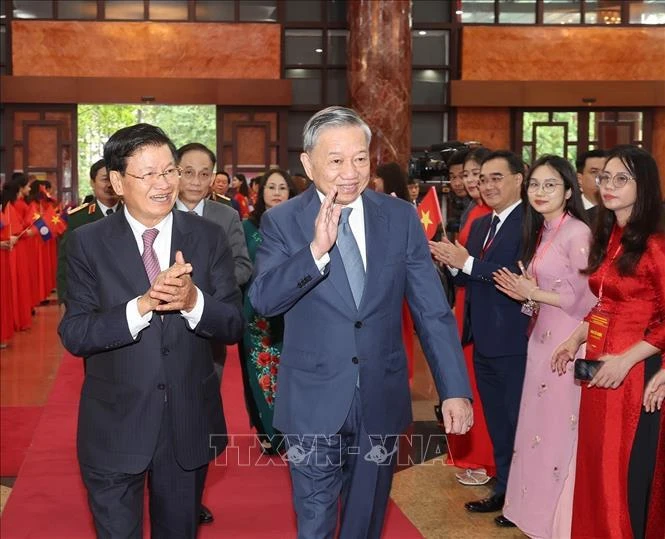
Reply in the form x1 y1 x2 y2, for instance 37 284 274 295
417 187 442 240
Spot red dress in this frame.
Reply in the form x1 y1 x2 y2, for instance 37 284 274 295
0 208 15 344
445 202 496 476
8 200 33 330
572 227 665 539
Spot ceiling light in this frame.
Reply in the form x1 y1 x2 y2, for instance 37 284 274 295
418 30 427 35
315 48 323 53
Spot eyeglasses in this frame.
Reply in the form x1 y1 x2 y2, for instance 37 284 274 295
595 172 634 189
181 169 212 182
527 180 564 194
124 167 182 183
478 173 507 186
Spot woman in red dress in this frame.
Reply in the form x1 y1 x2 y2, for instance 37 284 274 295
231 173 251 219
0 205 16 347
3 173 34 330
553 145 664 539
443 147 497 483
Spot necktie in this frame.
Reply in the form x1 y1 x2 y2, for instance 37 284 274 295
105 208 114 216
142 228 160 285
337 208 365 308
485 215 500 247
481 215 500 257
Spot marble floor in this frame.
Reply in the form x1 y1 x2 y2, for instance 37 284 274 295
0 302 524 538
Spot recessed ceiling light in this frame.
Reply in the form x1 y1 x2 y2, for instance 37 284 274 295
315 48 323 53
418 30 427 35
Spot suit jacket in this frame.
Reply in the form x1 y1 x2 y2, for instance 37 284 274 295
249 186 471 437
56 200 105 303
201 199 252 287
58 209 243 473
457 204 529 357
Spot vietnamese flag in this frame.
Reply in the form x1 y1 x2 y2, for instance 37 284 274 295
416 186 443 240
42 204 66 237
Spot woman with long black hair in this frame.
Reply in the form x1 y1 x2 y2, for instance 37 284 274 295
493 155 596 536
552 145 665 539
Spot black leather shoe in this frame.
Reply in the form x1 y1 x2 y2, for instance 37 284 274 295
199 504 214 525
464 493 505 513
495 514 516 527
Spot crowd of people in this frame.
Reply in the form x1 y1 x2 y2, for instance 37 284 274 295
1 105 663 539
429 144 664 538
1 173 65 347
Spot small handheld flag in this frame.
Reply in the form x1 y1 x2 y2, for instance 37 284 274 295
416 187 443 240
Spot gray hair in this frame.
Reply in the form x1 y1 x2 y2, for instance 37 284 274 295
302 106 372 153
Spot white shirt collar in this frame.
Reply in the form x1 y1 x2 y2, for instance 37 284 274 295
96 200 119 216
493 199 522 222
581 194 596 210
123 206 172 236
175 198 205 216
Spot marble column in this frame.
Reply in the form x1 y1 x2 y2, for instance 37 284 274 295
348 0 411 169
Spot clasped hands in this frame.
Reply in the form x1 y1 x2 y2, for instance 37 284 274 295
492 261 538 302
138 250 197 316
428 237 469 269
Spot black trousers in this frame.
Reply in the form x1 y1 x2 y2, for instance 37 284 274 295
627 353 662 539
80 406 208 539
473 350 527 495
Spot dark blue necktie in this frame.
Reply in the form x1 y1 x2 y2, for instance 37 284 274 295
484 215 500 247
337 207 365 309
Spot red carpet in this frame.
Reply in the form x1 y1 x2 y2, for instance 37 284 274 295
0 406 43 476
1 349 422 538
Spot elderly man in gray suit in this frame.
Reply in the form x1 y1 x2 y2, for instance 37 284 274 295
175 142 252 525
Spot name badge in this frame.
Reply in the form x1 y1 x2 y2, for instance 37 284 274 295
586 307 611 359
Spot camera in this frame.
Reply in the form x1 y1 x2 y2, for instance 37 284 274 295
407 141 470 184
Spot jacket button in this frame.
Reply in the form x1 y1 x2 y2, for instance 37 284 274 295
352 357 359 364
354 321 362 329
157 383 166 390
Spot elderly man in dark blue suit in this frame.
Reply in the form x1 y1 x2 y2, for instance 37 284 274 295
430 150 529 528
249 106 472 538
59 124 243 538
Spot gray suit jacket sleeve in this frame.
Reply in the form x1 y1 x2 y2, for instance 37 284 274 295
203 200 253 286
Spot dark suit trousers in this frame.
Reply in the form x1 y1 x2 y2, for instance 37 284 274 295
80 404 208 539
473 350 526 496
285 388 397 539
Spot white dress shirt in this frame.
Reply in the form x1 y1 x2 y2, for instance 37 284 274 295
311 190 367 272
175 198 205 216
581 194 596 210
97 200 120 215
123 207 204 338
460 199 522 275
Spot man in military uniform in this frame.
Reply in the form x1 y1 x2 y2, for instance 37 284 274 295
210 170 232 206
56 159 120 305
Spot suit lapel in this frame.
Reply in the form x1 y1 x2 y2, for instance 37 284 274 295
103 211 151 298
358 191 388 313
483 204 522 260
296 187 357 313
163 210 196 333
